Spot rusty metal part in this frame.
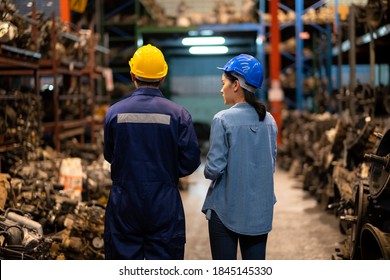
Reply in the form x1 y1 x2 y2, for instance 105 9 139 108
360 223 390 259
0 173 10 209
365 128 390 199
340 181 370 259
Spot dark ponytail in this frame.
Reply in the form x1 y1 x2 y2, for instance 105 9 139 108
225 72 266 121
243 90 266 121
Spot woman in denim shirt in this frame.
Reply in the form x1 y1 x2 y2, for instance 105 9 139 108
202 54 278 260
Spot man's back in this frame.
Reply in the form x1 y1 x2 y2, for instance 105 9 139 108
104 87 200 183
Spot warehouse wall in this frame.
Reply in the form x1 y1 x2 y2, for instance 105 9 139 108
168 56 231 123
171 96 227 124
168 56 227 96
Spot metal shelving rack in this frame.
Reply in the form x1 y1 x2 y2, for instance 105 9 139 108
294 0 390 113
1 1 110 154
40 12 110 151
100 0 145 86
292 0 335 111
39 12 85 151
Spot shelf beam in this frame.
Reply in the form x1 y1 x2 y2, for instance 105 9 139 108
104 0 135 20
332 23 390 55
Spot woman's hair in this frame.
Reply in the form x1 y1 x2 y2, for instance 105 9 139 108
224 71 266 121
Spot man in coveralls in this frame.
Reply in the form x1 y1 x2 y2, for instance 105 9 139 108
103 44 201 259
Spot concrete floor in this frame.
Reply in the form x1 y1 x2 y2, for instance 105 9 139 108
180 160 344 260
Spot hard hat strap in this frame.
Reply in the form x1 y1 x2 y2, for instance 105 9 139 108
231 73 257 93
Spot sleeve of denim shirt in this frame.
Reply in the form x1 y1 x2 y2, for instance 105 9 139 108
271 115 278 173
272 134 277 173
204 115 228 181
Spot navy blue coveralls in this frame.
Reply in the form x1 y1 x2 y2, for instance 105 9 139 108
103 87 201 259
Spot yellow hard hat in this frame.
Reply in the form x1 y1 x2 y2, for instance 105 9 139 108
129 44 168 80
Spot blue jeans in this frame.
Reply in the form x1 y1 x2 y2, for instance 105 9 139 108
208 211 268 260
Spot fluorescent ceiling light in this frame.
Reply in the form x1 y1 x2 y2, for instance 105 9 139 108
189 46 229 55
188 31 199 36
188 30 214 36
182 36 225 46
200 30 214 36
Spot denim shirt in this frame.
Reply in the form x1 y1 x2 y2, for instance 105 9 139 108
202 102 277 235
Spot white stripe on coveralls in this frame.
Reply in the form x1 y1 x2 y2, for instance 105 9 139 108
117 113 171 125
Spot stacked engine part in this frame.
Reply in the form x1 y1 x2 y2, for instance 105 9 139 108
0 88 43 172
331 127 390 260
0 143 112 260
278 83 390 259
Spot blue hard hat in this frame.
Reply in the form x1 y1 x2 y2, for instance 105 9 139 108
217 54 263 89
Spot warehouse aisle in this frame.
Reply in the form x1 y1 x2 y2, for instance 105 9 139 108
180 160 345 260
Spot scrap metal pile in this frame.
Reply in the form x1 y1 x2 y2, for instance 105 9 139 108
278 84 390 259
0 142 112 260
0 89 42 166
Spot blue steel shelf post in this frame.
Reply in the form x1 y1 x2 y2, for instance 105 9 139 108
295 0 333 111
326 23 333 99
335 0 341 93
295 0 304 110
